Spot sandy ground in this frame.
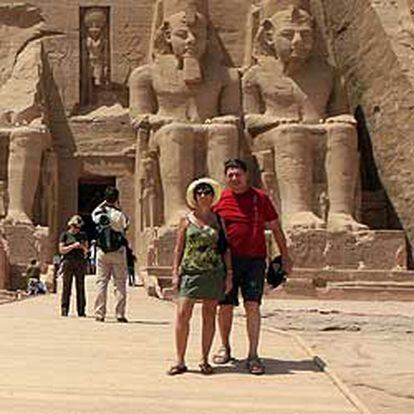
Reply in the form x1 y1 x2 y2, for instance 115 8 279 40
0 283 363 414
2 283 413 413
240 298 414 414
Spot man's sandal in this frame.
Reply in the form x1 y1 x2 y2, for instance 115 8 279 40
212 346 231 364
167 364 188 376
199 362 214 375
246 357 265 375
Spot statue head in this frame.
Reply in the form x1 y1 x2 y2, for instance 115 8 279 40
255 6 314 66
84 8 106 41
154 10 208 60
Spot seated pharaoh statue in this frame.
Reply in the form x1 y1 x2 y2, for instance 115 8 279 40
243 3 367 232
0 5 51 225
129 5 240 226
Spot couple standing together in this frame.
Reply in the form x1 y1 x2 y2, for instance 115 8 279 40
169 158 292 376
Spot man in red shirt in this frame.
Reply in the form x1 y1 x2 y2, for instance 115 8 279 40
213 158 292 374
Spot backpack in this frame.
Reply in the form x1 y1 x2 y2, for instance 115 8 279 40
96 226 126 253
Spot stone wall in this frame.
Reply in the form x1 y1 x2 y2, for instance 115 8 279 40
321 0 414 247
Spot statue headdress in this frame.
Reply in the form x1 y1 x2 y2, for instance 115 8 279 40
84 8 106 28
244 1 313 65
262 0 310 17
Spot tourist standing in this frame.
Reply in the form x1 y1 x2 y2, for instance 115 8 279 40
59 215 88 317
168 178 233 376
213 159 292 375
92 186 129 323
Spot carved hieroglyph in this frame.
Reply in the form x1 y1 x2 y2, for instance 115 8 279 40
130 0 240 226
243 1 367 232
80 7 110 108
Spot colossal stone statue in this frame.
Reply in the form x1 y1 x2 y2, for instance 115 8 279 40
0 6 52 225
81 8 110 108
243 2 367 232
130 2 240 226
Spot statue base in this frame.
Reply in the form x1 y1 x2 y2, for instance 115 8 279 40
0 237 9 290
138 227 414 301
2 223 51 291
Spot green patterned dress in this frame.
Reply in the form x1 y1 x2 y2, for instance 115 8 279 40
179 215 225 300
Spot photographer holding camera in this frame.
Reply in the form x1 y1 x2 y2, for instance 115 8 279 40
92 186 130 323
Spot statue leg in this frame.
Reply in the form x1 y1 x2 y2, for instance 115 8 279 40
272 125 325 230
153 123 197 226
206 124 239 185
326 123 368 232
6 127 49 224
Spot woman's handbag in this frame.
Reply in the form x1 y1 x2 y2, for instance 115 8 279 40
266 255 287 288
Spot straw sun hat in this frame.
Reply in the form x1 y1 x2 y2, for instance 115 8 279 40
186 177 222 209
67 215 84 228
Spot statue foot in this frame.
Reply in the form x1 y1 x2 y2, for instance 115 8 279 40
327 213 368 232
4 210 33 226
284 211 325 231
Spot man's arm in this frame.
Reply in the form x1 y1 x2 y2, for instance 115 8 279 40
268 219 292 274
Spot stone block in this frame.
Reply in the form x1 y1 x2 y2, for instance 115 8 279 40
284 229 406 270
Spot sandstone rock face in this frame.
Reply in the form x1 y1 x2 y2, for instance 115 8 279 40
0 5 46 126
321 0 414 247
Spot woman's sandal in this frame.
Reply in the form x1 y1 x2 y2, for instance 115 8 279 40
212 346 231 364
199 362 214 375
167 364 188 376
246 357 265 375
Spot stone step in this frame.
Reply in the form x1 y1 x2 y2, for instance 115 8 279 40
318 281 414 301
268 279 414 301
288 268 414 284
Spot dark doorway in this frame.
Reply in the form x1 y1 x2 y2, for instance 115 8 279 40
78 176 116 241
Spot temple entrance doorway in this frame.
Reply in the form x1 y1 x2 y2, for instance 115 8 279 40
78 176 116 242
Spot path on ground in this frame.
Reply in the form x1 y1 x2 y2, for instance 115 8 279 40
0 278 365 414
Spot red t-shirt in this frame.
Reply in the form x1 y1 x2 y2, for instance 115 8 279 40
214 187 278 258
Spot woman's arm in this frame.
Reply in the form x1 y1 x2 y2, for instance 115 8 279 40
171 217 188 291
59 241 80 255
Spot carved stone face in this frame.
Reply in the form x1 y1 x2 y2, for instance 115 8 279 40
166 12 208 60
87 22 103 41
271 10 313 65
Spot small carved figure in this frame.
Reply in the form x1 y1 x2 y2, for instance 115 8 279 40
243 3 367 232
81 8 109 106
130 4 240 226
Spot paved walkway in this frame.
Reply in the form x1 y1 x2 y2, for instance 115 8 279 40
0 277 365 414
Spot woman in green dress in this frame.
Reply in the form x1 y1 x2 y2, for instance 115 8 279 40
168 178 233 375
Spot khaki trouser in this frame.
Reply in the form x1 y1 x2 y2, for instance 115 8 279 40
94 247 127 319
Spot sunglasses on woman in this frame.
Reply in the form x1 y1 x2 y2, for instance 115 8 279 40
195 189 213 196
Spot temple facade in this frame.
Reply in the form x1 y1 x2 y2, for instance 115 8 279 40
1 0 414 299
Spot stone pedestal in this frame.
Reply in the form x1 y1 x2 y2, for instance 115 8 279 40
137 227 177 299
141 227 412 300
3 223 38 290
283 229 407 270
0 236 9 290
267 229 414 301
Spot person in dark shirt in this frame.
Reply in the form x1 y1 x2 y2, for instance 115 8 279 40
59 215 88 317
125 245 137 287
213 159 292 375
